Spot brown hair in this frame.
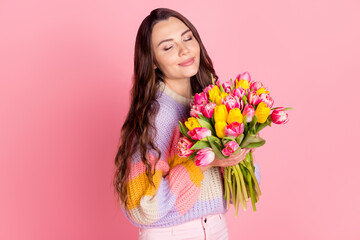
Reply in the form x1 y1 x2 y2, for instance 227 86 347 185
113 8 218 209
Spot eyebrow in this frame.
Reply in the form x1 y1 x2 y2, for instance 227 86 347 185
157 29 192 47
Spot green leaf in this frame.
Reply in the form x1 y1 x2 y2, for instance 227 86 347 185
242 115 247 125
219 82 225 93
197 118 216 136
248 115 258 134
241 136 266 149
190 140 211 150
211 73 215 85
198 113 212 124
188 151 197 160
235 134 244 145
179 121 191 139
207 135 225 159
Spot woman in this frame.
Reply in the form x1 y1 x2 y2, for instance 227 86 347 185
113 8 259 240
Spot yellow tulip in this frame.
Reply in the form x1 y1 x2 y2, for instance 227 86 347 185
214 104 228 123
227 108 243 124
256 87 270 95
255 102 271 123
236 79 249 90
214 92 228 105
209 86 221 103
215 121 227 138
185 117 201 131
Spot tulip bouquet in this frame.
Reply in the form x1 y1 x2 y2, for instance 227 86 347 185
177 72 292 216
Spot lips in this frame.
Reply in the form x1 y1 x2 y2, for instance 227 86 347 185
179 57 195 66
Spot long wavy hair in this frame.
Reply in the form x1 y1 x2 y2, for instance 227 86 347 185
113 8 219 209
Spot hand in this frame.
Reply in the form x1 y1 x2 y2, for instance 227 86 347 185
198 148 252 172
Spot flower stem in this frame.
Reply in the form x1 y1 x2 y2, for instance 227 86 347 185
235 164 248 201
246 152 262 196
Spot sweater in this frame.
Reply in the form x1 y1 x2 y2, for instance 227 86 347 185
122 80 227 228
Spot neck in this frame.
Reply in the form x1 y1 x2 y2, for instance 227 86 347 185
164 78 193 99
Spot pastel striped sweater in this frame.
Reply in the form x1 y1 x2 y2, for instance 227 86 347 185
122 81 227 228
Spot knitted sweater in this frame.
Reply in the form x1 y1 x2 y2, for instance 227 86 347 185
122 81 227 228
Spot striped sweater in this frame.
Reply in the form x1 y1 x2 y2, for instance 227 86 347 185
122 81 227 228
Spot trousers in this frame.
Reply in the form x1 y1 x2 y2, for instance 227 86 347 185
138 213 228 240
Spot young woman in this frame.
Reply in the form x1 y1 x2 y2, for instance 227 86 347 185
113 8 260 240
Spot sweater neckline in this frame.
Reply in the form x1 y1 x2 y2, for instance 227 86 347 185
157 81 193 108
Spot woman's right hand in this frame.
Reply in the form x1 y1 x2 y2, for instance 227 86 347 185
198 148 252 172
198 133 261 172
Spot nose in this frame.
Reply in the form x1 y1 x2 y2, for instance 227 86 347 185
178 43 190 56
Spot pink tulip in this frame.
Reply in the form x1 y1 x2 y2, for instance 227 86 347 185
177 137 195 157
190 103 204 118
202 102 216 118
242 104 255 122
259 93 274 108
225 122 244 137
248 91 262 105
249 80 264 91
216 78 233 94
222 141 240 156
195 148 215 166
235 72 251 82
270 107 289 124
224 94 240 112
194 92 208 105
188 127 212 140
203 84 214 94
231 87 246 99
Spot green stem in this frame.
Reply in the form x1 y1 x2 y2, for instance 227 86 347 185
235 164 249 201
245 152 262 196
224 168 230 209
245 170 257 211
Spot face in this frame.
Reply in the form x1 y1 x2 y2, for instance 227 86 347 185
151 17 201 82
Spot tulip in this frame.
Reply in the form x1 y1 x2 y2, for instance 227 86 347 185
236 79 250 90
225 122 244 137
215 121 227 138
194 92 208 105
195 147 215 166
256 87 270 95
217 79 233 94
232 87 246 99
202 102 216 118
203 84 214 95
214 104 228 123
255 102 271 123
224 94 241 112
259 93 274 108
248 91 262 105
185 117 201 131
190 103 204 118
249 80 264 91
209 85 221 103
222 140 240 156
227 108 243 124
188 127 212 140
235 72 251 82
270 107 289 124
177 137 195 157
242 104 255 123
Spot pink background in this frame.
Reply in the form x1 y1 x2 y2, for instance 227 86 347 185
1 0 359 239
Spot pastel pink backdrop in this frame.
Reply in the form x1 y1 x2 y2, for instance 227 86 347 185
1 0 359 239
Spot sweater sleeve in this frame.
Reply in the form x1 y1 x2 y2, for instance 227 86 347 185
123 125 204 226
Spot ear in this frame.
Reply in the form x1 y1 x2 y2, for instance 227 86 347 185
154 65 157 69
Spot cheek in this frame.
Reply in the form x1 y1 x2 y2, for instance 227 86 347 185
158 53 178 68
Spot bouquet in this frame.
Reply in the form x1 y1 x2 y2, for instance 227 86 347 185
177 72 292 216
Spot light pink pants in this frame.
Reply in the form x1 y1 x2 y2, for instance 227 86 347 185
138 213 228 240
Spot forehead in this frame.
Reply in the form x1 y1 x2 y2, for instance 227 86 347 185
151 17 189 44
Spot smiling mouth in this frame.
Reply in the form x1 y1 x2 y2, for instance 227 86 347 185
179 57 195 66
